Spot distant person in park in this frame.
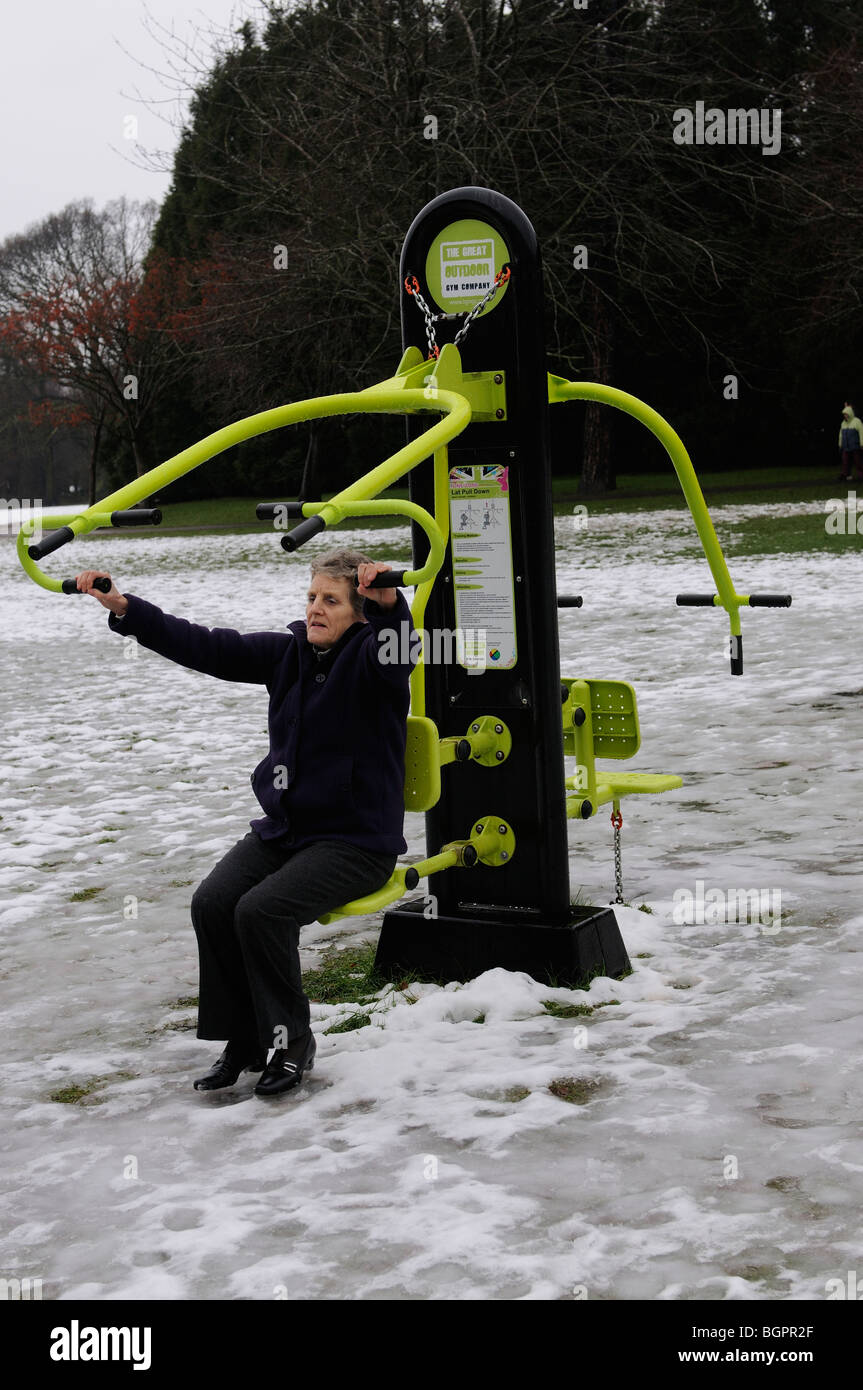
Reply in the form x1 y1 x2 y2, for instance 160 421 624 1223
75 549 414 1098
838 403 863 480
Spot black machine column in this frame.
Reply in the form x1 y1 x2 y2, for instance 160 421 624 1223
375 187 629 988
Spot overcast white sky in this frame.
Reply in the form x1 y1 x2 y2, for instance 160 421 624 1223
0 0 268 244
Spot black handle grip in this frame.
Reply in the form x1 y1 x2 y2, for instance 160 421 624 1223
455 738 472 761
676 593 718 606
280 515 328 551
557 595 583 607
62 577 112 594
404 867 420 890
747 593 792 608
257 501 307 521
110 508 161 527
730 634 743 676
354 569 408 589
28 525 74 560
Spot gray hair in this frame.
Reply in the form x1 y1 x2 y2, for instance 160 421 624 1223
309 547 372 619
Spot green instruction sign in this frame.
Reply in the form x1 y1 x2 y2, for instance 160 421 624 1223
449 460 517 669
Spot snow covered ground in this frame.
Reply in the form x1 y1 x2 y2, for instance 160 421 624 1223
1 499 861 1301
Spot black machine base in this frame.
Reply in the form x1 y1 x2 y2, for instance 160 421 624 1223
374 899 631 989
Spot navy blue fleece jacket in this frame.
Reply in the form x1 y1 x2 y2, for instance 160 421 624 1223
107 590 415 854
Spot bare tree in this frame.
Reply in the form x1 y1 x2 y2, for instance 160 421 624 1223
0 198 184 502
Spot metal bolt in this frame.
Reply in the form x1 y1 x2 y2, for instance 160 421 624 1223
495 750 504 760
450 695 457 704
508 451 515 458
494 723 503 733
498 824 507 835
515 575 522 582
475 824 484 834
493 373 503 384
521 698 528 705
500 850 508 860
471 723 479 733
495 408 504 419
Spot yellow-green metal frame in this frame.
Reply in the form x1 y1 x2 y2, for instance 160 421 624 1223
548 375 768 646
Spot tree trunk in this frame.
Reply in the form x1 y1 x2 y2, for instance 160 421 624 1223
300 421 319 499
44 431 56 506
89 412 104 508
132 434 147 480
578 279 615 497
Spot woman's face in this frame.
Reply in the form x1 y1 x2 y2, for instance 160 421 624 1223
306 574 361 647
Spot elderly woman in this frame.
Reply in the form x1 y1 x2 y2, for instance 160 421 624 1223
76 548 415 1098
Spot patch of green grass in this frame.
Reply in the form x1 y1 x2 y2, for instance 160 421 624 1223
552 466 837 509
705 507 859 560
472 1013 486 1024
544 961 608 991
635 952 653 959
97 837 116 844
49 1082 100 1104
68 886 104 902
86 492 416 538
637 904 654 914
49 1070 136 1104
148 995 198 1033
302 942 430 1005
168 879 195 888
595 999 621 1007
542 1000 593 1018
302 942 386 1005
501 1085 530 1102
548 1076 605 1105
323 1010 372 1035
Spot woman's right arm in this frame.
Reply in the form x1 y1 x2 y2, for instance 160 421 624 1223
75 569 289 685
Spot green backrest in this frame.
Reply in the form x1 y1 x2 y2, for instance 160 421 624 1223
562 678 641 760
405 715 441 812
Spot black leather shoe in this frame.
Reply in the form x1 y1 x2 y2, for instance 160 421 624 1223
193 1041 267 1091
254 1029 316 1097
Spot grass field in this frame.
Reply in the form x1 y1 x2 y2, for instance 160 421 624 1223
87 465 844 521
62 464 860 560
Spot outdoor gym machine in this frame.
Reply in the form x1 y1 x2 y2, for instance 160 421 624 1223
16 186 790 989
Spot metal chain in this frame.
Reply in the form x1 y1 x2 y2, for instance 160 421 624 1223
611 806 624 905
453 266 511 345
403 276 442 359
404 266 511 359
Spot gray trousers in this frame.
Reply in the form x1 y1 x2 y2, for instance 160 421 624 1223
190 831 397 1049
